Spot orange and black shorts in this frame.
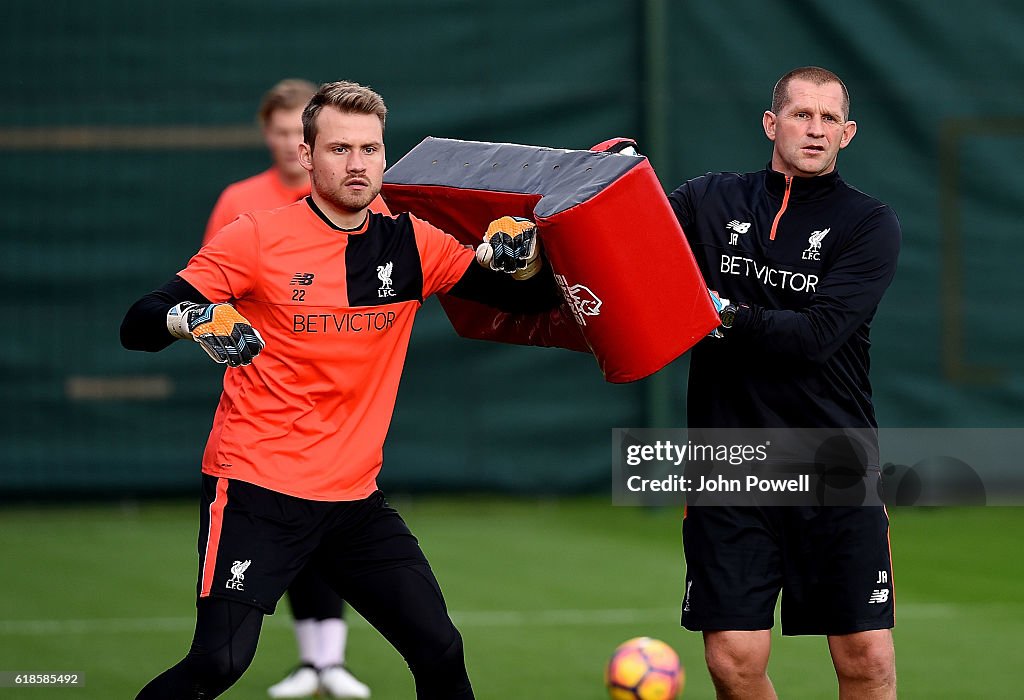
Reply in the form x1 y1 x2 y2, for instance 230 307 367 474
196 475 427 613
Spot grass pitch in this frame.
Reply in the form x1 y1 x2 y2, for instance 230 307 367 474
1 498 1022 698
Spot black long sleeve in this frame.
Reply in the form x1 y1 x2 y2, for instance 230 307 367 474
669 171 901 365
120 276 211 352
670 167 901 430
446 260 562 314
728 205 901 364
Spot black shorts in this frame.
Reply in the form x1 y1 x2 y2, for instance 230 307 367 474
681 505 894 636
196 475 427 614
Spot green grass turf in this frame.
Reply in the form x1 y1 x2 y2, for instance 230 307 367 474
0 499 1022 698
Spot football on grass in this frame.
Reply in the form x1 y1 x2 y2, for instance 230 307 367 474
605 636 684 700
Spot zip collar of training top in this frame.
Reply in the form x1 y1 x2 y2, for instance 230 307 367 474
763 165 842 240
763 164 841 202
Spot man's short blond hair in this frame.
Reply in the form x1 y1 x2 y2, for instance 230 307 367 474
302 81 388 148
258 79 317 126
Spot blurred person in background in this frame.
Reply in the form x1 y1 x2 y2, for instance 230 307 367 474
121 80 558 700
669 66 900 699
205 79 314 244
206 78 385 698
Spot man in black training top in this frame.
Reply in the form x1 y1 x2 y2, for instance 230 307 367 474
669 66 901 699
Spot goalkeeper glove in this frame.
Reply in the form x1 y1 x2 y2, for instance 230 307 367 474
166 302 265 366
475 215 542 280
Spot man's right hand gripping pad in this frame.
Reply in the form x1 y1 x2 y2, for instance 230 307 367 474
381 137 719 383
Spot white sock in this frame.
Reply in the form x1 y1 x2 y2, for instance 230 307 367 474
293 619 319 667
314 618 347 669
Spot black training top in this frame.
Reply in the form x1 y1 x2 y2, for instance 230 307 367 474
669 167 901 430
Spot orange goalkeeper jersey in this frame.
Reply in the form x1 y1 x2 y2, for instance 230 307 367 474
204 168 310 245
180 197 475 500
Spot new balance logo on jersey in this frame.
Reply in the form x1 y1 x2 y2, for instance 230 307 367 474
726 220 751 245
290 273 315 286
868 588 890 604
226 559 251 591
377 262 396 297
801 228 830 260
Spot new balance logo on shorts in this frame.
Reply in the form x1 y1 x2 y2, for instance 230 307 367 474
290 273 315 286
868 589 890 604
226 559 251 591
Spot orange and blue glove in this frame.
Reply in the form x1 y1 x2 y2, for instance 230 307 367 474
166 302 265 366
475 216 542 280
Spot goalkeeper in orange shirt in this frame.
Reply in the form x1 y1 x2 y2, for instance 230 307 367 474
122 80 554 700
204 79 389 699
